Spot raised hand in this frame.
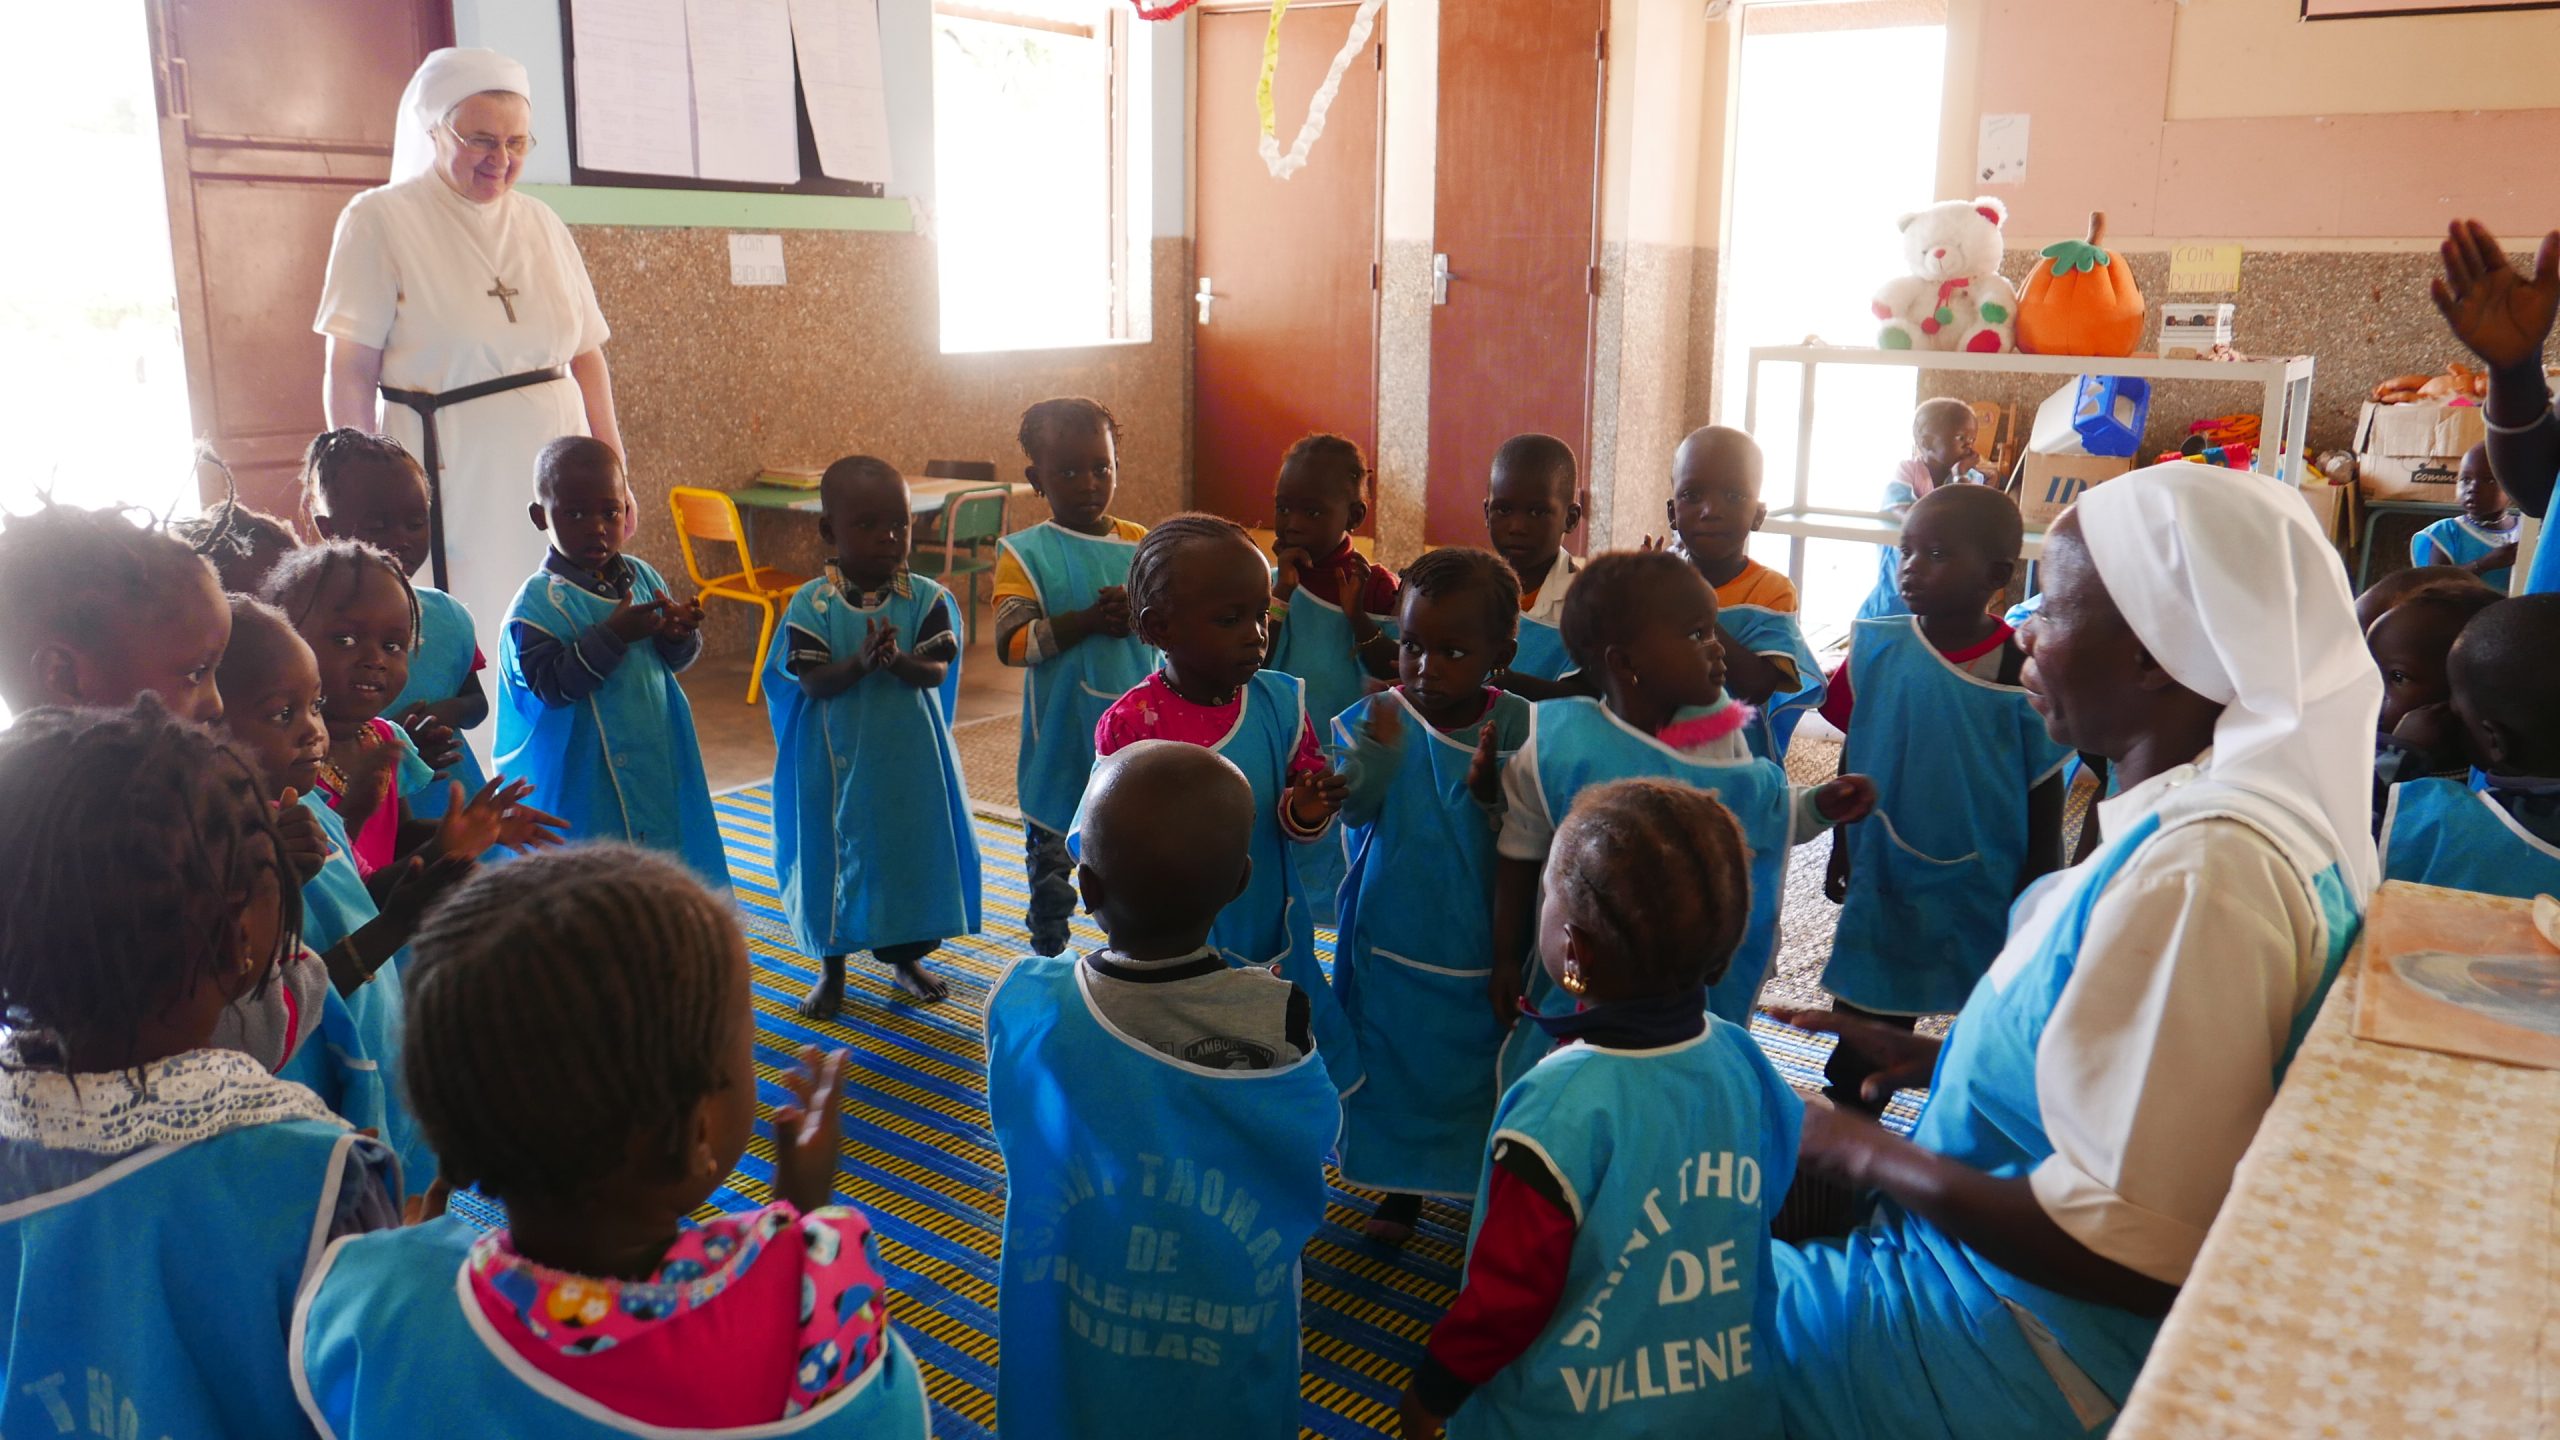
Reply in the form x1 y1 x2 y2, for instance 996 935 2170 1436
396 706 462 773
275 790 329 883
1638 534 1669 554
428 778 512 860
658 594 707 643
771 1045 850 1215
1463 714 1504 808
487 778 570 852
863 617 903 673
1285 763 1349 831
2433 221 2560 372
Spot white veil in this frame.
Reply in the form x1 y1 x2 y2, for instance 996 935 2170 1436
2074 462 2384 897
389 47 532 186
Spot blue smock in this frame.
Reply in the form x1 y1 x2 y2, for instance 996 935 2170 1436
1824 618 2072 1016
286 790 420 1185
1773 797 2361 1440
986 955 1339 1440
1448 1021 1800 1440
2409 513 2518 592
764 573 982 958
2381 775 2560 899
1330 688 1532 1197
1000 522 1158 837
4 1118 383 1440
1498 698 1795 1093
292 1216 932 1438
1721 605 1825 761
397 585 490 817
1267 584 1394 924
495 556 731 891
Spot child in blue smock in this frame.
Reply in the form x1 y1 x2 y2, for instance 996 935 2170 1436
304 428 493 814
1401 778 1801 1440
1089 513 1358 1087
1333 547 1533 1242
0 702 401 1440
1818 486 2069 1109
294 845 930 1438
768 455 980 1017
1482 433 1591 697
217 597 479 1156
2410 444 2523 593
1666 426 1826 759
2365 573 2500 815
995 396 1155 956
2382 594 2560 896
1494 551 1873 1091
991 741 1339 1440
497 435 731 889
1267 433 1399 921
1857 397 1985 622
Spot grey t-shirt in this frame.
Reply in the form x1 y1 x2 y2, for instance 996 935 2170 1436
1080 948 1313 1071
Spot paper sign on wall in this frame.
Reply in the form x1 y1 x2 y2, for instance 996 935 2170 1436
2170 243 2243 294
1977 114 2029 186
729 234 787 286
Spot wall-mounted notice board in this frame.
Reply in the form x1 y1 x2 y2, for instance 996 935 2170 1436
562 0 894 196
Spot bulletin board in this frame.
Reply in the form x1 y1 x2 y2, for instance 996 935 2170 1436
559 0 895 197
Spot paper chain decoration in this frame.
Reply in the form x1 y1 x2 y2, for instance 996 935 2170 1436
1131 0 1383 180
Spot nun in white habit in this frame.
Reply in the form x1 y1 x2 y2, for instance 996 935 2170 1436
1767 462 2382 1439
314 46 622 657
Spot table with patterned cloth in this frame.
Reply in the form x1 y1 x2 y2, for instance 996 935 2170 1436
2114 907 2560 1438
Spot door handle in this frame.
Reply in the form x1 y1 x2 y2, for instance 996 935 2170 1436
1432 253 1450 306
1195 276 1215 324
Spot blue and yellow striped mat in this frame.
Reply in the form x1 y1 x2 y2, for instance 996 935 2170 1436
453 787 1912 1439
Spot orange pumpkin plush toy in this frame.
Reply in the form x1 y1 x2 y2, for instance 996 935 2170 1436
2016 211 2145 357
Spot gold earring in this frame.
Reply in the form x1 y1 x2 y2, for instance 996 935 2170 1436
1559 954 1587 997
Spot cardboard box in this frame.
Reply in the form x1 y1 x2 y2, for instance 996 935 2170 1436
2019 450 2135 527
2159 303 2235 359
2353 399 2485 500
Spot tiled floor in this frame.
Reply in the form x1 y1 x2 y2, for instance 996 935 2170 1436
677 633 1026 793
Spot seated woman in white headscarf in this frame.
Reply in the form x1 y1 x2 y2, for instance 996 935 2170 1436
314 47 621 676
1769 462 2381 1439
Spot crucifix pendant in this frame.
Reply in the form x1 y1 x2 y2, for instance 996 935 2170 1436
487 275 520 323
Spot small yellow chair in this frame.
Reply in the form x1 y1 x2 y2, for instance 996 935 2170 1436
668 486 812 705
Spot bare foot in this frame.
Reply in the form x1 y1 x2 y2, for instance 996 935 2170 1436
798 964 846 1020
1364 1192 1422 1244
888 956 950 1004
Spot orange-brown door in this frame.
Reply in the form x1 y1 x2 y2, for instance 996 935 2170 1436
1424 0 1604 545
1192 3 1381 531
148 0 451 518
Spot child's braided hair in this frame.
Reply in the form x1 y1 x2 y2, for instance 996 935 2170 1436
1125 511 1257 624
1017 396 1122 461
0 699 300 1069
300 428 425 520
1398 545 1521 644
1548 777 1752 993
1557 549 1696 676
262 539 421 649
402 844 742 1204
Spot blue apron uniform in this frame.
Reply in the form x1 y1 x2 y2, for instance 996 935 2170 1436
1499 699 1794 1092
986 955 1339 1440
2410 513 2518 592
2381 775 2560 898
2532 515 2560 596
1078 669 1361 1089
5 1120 382 1440
1824 618 2072 1015
1513 615 1573 682
284 791 419 1186
1330 689 1532 1197
397 585 490 818
495 556 731 891
292 1216 931 1439
1774 802 2360 1440
1449 1022 1801 1440
765 574 983 958
1720 605 1825 761
1001 523 1158 836
1267 584 1393 925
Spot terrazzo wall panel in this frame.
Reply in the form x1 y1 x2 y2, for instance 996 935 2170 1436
575 227 1192 653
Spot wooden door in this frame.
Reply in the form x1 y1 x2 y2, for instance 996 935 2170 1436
1425 0 1604 545
148 0 451 519
1192 3 1381 529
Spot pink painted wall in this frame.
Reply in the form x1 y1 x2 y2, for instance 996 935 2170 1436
1964 0 2560 240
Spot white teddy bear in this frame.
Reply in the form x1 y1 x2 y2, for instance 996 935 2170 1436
1873 197 2018 353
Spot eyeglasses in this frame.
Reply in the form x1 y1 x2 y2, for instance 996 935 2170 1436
443 122 536 159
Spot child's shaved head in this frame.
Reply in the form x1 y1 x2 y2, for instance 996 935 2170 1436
1077 740 1254 957
1907 482 2022 560
2450 595 2560 776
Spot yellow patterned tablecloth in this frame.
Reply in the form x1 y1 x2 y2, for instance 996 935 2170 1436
2114 938 2560 1437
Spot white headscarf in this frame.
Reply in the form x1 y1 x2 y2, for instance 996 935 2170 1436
390 47 532 186
2074 462 2384 896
